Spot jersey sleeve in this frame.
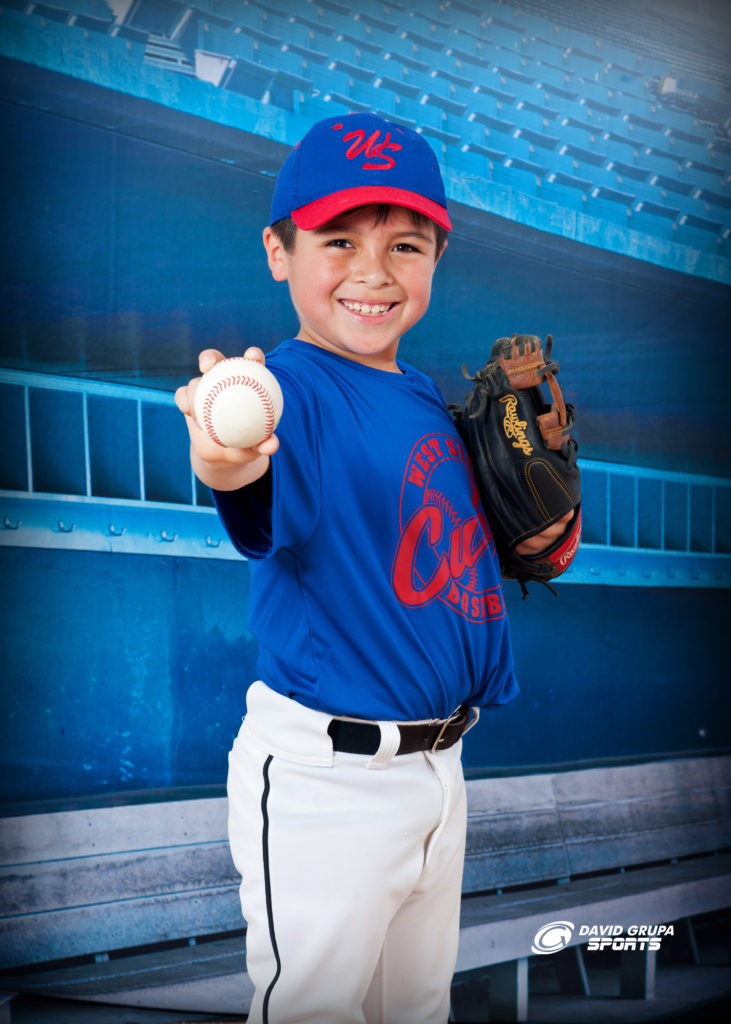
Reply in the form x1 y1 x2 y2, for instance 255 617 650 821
211 362 321 559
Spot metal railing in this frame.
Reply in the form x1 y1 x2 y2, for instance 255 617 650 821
1 369 729 584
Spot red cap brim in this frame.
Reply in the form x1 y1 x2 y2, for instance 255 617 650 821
292 186 452 231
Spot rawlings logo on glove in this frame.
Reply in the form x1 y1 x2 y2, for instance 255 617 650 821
450 333 581 596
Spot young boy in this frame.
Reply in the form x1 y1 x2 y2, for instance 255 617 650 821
176 113 568 1024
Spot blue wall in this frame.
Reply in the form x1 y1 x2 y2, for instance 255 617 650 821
1 8 730 808
2 546 728 806
2 74 730 478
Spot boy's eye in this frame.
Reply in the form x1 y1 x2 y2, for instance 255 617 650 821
393 243 420 253
325 238 353 248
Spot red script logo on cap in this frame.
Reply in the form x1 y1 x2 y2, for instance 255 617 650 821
332 123 402 170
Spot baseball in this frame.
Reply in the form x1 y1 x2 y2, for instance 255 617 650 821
194 357 284 448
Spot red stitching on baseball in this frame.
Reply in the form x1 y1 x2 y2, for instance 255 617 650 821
202 374 276 447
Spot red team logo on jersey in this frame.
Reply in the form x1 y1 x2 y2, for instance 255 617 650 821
392 433 505 623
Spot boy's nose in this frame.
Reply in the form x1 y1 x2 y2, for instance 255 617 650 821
352 250 394 287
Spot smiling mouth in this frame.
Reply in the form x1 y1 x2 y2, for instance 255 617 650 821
340 299 395 317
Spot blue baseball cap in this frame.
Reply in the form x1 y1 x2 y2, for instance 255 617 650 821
269 112 452 231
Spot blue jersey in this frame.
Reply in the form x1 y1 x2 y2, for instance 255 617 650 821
213 339 518 721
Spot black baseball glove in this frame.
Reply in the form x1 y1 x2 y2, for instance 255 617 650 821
450 333 581 596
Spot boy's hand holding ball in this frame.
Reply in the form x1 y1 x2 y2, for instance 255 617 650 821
175 348 282 488
193 354 283 449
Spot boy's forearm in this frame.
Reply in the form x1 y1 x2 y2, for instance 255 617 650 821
191 450 270 492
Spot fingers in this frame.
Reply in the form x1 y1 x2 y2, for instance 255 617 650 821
253 433 279 457
174 384 191 416
176 349 279 469
515 511 574 555
199 349 226 373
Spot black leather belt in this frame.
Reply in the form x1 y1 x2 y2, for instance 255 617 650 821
327 705 474 756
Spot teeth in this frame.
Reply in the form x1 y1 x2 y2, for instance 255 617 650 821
342 300 391 316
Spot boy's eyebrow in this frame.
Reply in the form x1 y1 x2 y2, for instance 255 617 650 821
313 224 435 245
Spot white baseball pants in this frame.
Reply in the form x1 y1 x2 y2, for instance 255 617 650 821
227 681 468 1024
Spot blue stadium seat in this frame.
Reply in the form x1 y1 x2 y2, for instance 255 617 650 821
657 105 708 137
281 38 329 67
648 171 697 209
539 20 601 55
559 115 608 148
664 128 715 163
444 41 491 71
430 66 474 92
601 128 645 163
502 156 549 196
459 116 507 163
282 0 350 34
585 183 637 226
315 92 373 116
333 32 383 58
559 140 608 171
374 106 419 131
642 144 687 173
322 67 378 112
574 101 622 136
103 0 187 38
534 68 580 104
574 75 616 105
243 4 288 38
354 8 400 36
373 73 422 103
466 106 517 137
194 0 249 24
514 124 560 154
524 32 566 63
675 212 725 253
482 11 528 48
512 99 560 136
382 48 431 76
327 57 377 85
490 60 538 94
561 46 605 81
276 12 334 52
338 17 389 53
66 0 114 32
630 198 681 241
440 0 484 38
489 45 533 76
397 27 445 67
516 96 560 122
196 21 257 63
405 7 453 36
684 159 729 190
421 88 469 120
222 58 276 102
417 104 463 148
470 79 517 112
622 111 665 138
607 87 659 120
692 188 731 216
603 159 654 201
541 170 593 212
601 62 645 91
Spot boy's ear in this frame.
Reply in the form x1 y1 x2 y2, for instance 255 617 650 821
435 239 447 266
262 226 289 282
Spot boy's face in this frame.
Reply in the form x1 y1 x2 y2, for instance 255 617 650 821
263 205 445 372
